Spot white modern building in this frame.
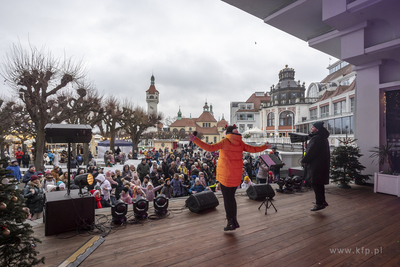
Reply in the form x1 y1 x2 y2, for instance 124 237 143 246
297 60 356 146
230 92 269 134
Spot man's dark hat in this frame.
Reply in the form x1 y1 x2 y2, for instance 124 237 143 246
313 121 324 130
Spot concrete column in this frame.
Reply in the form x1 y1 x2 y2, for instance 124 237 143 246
354 61 382 178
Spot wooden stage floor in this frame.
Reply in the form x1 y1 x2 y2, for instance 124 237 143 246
32 184 400 267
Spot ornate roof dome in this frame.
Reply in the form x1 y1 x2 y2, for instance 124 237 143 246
279 64 295 82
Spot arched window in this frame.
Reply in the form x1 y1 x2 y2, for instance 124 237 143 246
279 111 295 126
180 128 185 132
149 96 154 99
189 127 192 131
172 128 178 133
308 84 318 98
267 112 275 127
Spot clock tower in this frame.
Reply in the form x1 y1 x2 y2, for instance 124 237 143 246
146 75 159 114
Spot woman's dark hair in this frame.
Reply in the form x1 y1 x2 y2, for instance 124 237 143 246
226 125 237 134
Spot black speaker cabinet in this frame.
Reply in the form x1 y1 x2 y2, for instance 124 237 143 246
45 123 92 143
185 191 219 213
246 184 275 200
44 190 95 236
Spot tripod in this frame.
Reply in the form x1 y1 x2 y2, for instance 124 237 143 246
258 197 277 215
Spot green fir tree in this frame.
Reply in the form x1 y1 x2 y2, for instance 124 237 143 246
0 158 44 266
330 137 371 187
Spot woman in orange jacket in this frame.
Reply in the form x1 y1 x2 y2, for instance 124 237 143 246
189 125 270 231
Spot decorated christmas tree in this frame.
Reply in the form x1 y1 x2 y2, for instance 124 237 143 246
0 158 44 266
330 137 370 188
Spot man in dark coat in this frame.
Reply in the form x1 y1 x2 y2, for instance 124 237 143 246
301 121 330 211
137 158 150 182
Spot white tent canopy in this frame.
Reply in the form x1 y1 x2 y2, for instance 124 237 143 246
243 127 264 136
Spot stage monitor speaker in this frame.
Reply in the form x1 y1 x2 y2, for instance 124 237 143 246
246 184 275 200
45 123 92 143
185 191 219 213
44 190 95 236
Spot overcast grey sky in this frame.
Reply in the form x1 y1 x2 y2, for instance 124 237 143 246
0 0 335 123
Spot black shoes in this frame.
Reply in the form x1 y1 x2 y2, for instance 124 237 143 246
234 217 240 229
323 201 329 206
224 218 236 231
311 205 325 211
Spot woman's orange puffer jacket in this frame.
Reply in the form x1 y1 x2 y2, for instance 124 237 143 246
193 133 267 187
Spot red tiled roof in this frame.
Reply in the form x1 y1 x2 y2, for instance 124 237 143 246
245 93 270 111
236 109 256 112
196 126 219 135
320 64 353 83
146 85 159 94
170 118 195 127
315 80 356 103
217 119 228 127
196 112 217 122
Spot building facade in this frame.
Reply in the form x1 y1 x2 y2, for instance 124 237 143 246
260 65 310 138
170 102 228 143
230 92 269 134
296 60 356 146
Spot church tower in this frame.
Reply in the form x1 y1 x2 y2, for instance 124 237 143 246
146 75 159 114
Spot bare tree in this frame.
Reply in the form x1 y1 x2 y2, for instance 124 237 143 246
64 86 103 164
119 102 163 152
1 43 87 170
0 98 20 154
96 96 122 153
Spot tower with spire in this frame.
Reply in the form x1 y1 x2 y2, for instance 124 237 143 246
146 74 159 114
177 107 182 120
203 101 210 112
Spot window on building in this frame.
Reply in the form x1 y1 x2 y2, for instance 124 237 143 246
267 112 275 127
206 136 209 143
291 93 297 98
349 116 353 134
334 100 346 115
281 93 286 99
279 111 294 126
239 124 245 133
350 98 355 112
310 109 317 119
189 127 192 131
320 105 329 118
173 128 178 132
214 137 217 143
342 116 350 135
327 119 334 134
308 85 318 98
334 118 341 134
247 124 253 130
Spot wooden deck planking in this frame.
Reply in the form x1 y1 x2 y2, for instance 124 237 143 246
30 184 400 267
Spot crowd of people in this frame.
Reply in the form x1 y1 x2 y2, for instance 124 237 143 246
3 143 283 221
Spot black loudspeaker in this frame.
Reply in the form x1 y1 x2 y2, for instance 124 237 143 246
44 190 95 236
45 123 92 143
246 184 276 200
288 132 309 143
185 191 219 213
